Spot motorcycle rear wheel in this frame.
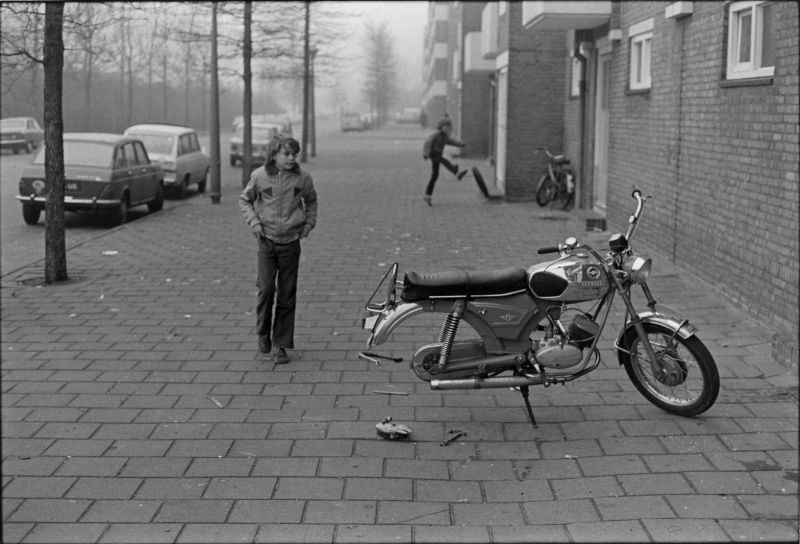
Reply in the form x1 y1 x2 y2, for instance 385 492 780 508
536 174 557 206
619 323 719 417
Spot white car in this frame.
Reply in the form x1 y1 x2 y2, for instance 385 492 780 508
123 124 209 198
229 122 281 167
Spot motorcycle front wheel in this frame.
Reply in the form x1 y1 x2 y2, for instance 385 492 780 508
536 174 557 206
619 323 719 417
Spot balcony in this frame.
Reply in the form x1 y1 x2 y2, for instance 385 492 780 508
464 32 494 73
481 2 499 59
522 1 611 31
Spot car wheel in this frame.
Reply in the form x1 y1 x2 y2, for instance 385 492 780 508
22 203 41 225
177 177 188 199
109 196 128 226
198 169 208 193
230 156 237 167
25 140 34 153
148 185 165 212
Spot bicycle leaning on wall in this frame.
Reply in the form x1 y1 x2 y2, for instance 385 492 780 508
535 146 576 210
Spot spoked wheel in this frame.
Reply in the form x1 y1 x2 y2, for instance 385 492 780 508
536 175 557 207
619 323 719 417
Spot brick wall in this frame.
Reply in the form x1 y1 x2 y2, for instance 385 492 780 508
605 1 799 337
503 3 566 201
461 71 491 157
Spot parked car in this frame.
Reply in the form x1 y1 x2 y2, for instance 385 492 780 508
123 123 208 198
395 107 422 124
233 114 293 137
340 113 366 132
16 133 165 226
0 117 44 154
229 122 281 167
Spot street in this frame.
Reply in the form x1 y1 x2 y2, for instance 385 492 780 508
0 132 240 276
1 120 796 543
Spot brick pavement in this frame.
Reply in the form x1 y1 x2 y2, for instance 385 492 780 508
1 122 797 543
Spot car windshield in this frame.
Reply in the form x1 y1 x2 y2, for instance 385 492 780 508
1 119 26 129
128 133 174 155
33 141 114 167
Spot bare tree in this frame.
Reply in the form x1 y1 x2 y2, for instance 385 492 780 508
362 20 397 127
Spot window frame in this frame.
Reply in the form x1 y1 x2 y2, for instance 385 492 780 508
627 19 653 92
725 0 775 81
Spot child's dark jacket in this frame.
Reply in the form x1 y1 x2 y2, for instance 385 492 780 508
423 131 464 158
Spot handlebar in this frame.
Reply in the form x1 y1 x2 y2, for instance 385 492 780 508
624 188 647 241
535 146 555 160
537 246 560 254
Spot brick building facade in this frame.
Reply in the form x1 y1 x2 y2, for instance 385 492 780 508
426 1 798 364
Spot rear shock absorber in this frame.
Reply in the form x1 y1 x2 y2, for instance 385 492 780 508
437 300 464 369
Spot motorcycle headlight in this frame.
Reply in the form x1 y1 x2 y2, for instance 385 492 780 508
625 256 652 284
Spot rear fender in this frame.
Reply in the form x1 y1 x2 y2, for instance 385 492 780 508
615 311 697 364
368 302 424 346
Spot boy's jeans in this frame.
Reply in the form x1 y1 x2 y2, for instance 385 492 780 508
425 153 458 196
256 238 301 350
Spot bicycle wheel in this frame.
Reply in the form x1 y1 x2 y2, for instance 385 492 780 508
535 174 557 206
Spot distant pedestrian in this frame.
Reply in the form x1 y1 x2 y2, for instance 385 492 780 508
422 118 467 206
238 136 318 364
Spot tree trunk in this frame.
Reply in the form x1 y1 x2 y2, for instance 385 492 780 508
242 1 252 187
43 2 68 284
300 1 310 163
209 3 221 204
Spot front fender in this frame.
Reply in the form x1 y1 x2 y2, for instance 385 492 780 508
615 311 697 361
368 302 423 346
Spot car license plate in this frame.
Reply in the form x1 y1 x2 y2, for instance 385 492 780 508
65 182 79 191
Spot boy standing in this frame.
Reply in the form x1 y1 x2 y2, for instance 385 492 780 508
422 118 468 206
239 137 318 364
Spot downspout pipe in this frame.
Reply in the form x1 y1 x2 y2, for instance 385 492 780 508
573 31 593 210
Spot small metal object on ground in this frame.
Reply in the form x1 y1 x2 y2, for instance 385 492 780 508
375 417 411 440
372 390 409 396
440 430 466 446
361 351 404 362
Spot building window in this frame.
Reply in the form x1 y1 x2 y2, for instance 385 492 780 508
726 1 775 80
628 19 653 91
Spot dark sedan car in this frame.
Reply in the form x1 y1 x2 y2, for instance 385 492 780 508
16 133 165 226
0 116 44 154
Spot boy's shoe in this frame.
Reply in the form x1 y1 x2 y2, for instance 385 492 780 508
258 336 270 354
273 347 290 364
457 169 468 181
424 195 432 206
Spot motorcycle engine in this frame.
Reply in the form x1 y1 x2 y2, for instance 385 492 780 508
534 313 599 369
534 339 583 369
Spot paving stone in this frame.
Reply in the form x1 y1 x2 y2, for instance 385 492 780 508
252 457 319 477
176 523 258 543
594 495 674 520
642 518 731 542
718 519 800 541
135 478 208 499
522 498 599 524
8 498 91 522
66 477 142 499
274 477 344 500
566 520 650 542
81 499 160 522
98 523 182 543
153 499 232 523
344 477 412 501
552 476 624 499
376 501 448 525
2 476 75 498
19 522 106 543
666 494 748 518
253 523 333 543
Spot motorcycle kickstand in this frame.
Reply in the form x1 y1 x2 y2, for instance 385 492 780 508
519 385 538 429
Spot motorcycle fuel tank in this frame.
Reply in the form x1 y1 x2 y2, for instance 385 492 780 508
528 253 609 303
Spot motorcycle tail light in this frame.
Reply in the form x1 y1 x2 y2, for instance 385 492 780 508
625 257 652 284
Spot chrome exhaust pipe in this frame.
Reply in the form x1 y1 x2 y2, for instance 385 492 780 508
430 374 544 390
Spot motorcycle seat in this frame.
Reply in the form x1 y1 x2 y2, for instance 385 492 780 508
553 154 570 165
401 266 529 302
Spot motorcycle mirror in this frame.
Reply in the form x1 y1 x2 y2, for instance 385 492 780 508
564 236 578 249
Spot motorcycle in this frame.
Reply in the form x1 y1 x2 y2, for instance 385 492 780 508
362 189 719 427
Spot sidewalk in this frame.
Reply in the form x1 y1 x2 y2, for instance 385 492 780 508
1 123 797 543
